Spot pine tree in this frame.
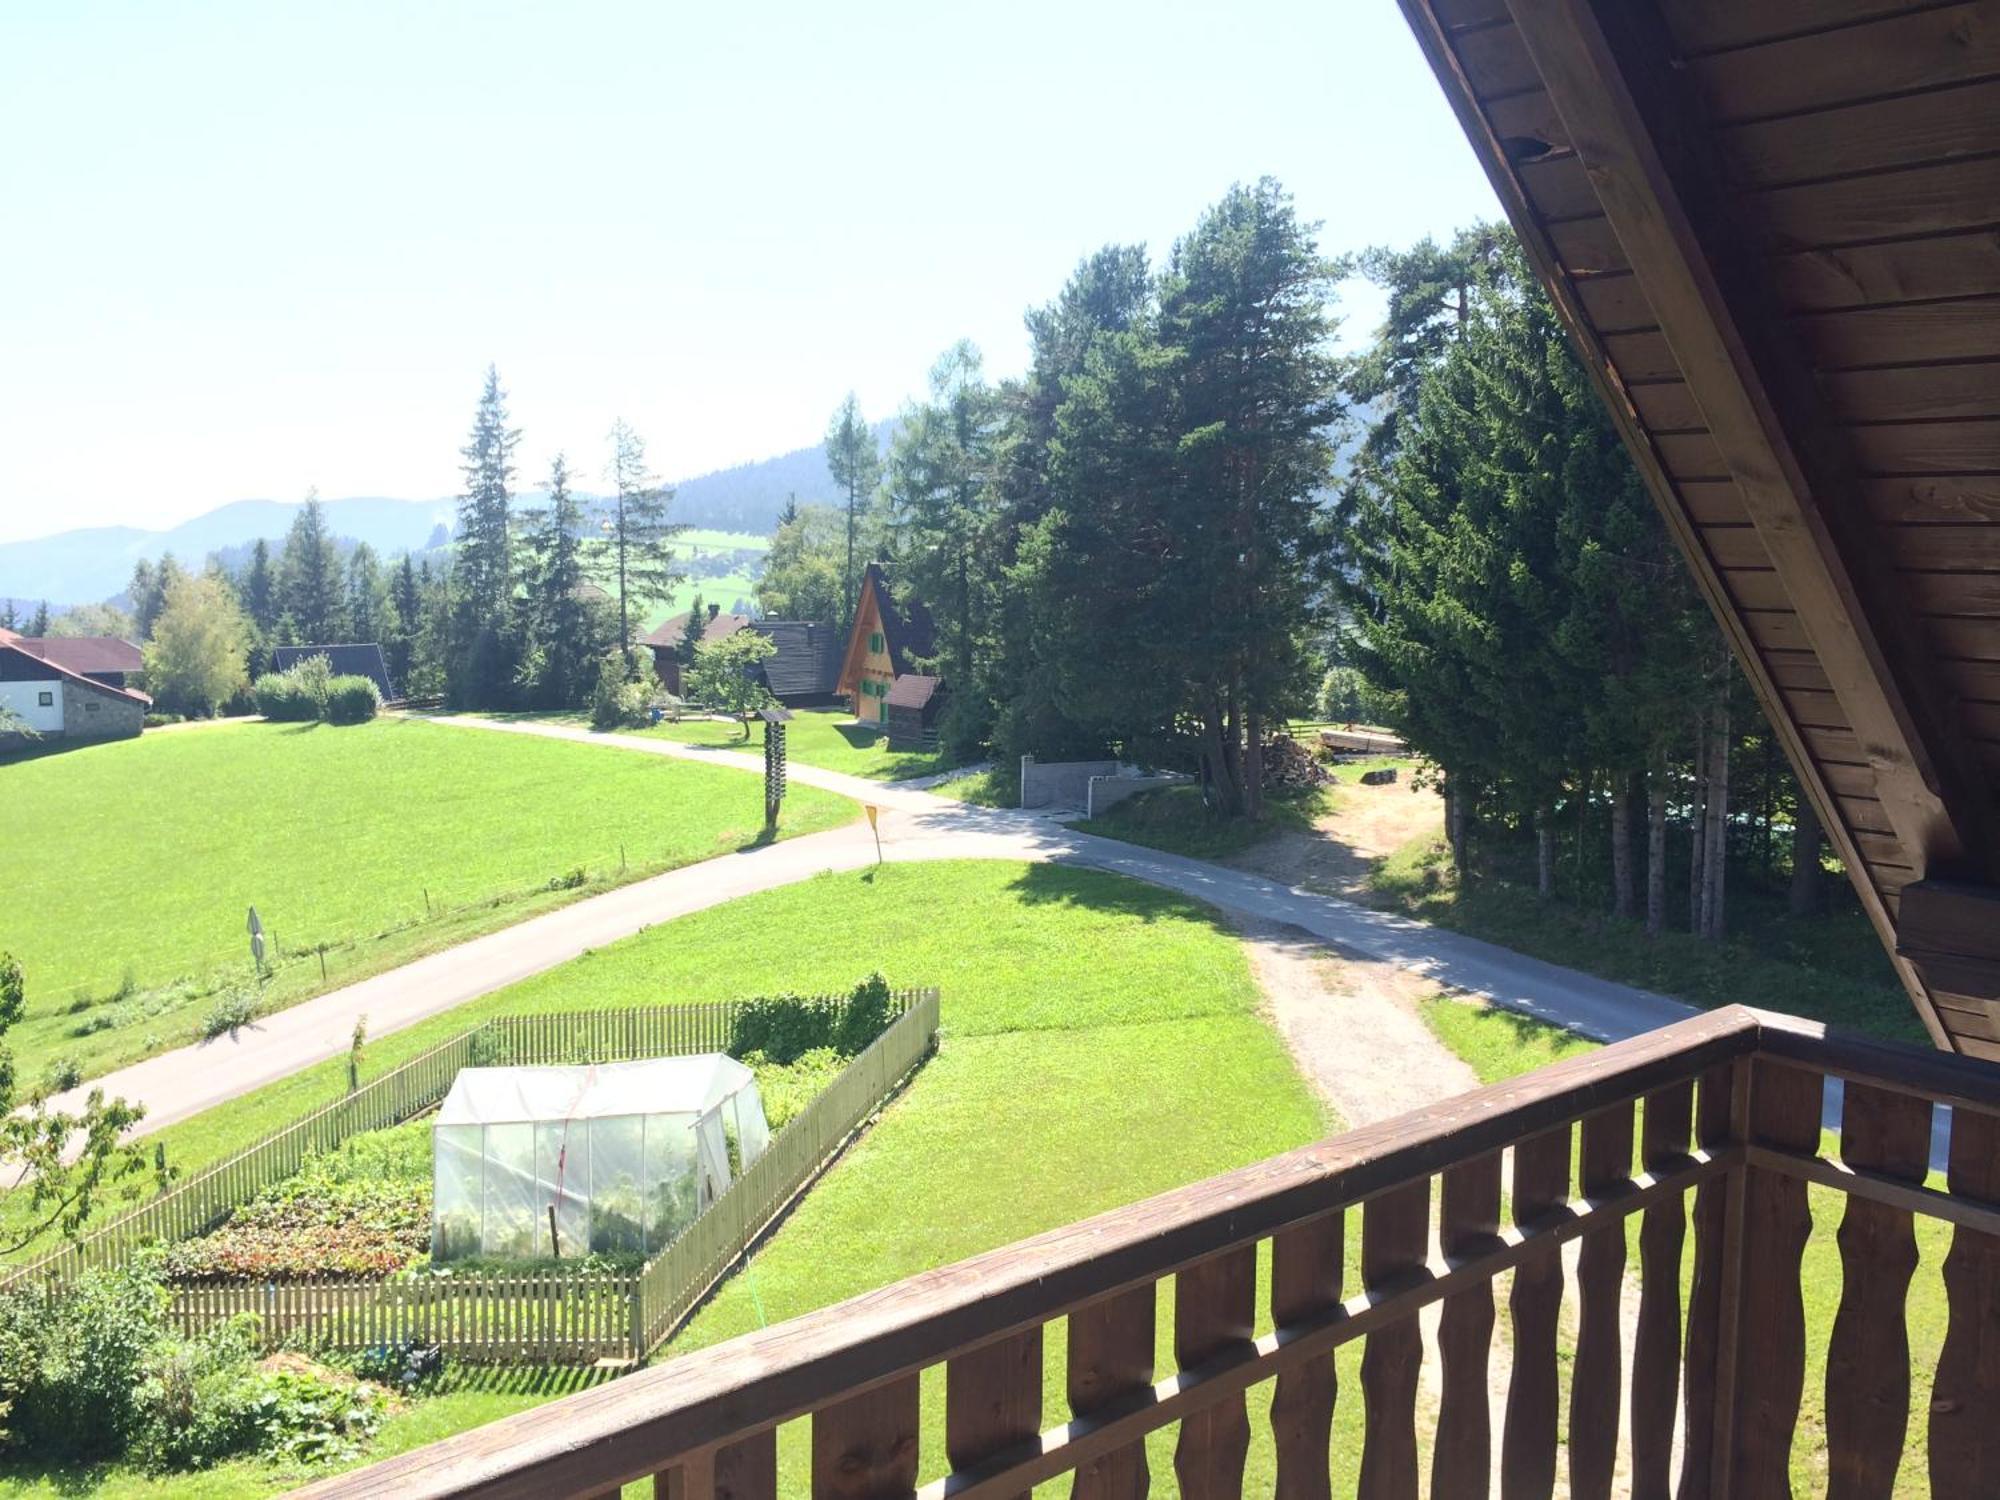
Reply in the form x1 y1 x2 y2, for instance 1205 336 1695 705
27 600 50 637
450 366 522 706
598 419 684 666
277 490 344 643
240 538 278 633
517 453 603 708
346 543 388 645
885 341 1005 753
387 555 423 690
678 594 707 665
824 394 881 630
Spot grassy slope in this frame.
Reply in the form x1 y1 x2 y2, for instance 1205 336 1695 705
0 719 851 1081
0 861 1327 1497
1376 833 1922 1045
1421 996 1946 1498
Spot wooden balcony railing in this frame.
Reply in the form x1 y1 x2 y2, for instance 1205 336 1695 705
296 1003 2000 1498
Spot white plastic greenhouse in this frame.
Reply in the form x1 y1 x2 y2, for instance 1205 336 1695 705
430 1054 771 1261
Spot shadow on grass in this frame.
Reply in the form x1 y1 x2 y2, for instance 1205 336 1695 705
0 1459 118 1498
1001 860 1242 937
429 1363 618 1400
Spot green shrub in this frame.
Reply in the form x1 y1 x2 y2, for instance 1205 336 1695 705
728 974 898 1064
133 1315 264 1470
323 674 381 725
0 1260 167 1458
834 971 893 1056
37 1055 82 1096
745 1046 846 1131
590 675 654 731
143 711 186 728
200 989 258 1039
253 671 317 721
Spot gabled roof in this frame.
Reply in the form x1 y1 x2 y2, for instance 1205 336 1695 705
0 628 151 707
839 564 939 693
1398 0 2000 1054
885 673 942 711
751 621 841 701
9 635 142 677
641 611 752 650
436 1054 755 1127
271 643 394 699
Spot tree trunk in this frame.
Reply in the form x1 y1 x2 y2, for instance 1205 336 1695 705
1701 700 1730 942
1646 746 1667 937
1688 708 1707 933
1611 775 1635 921
1536 807 1555 900
1243 708 1265 820
1789 793 1824 917
1446 777 1469 885
1202 695 1243 818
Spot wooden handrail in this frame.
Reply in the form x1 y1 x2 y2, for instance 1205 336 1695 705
296 1006 1761 1499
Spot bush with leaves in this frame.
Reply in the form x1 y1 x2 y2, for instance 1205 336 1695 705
727 973 897 1065
324 674 382 724
590 674 655 731
0 1258 167 1458
0 952 157 1257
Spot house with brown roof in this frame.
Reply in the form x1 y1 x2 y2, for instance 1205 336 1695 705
642 605 844 706
5 633 143 690
836 563 937 726
0 628 149 747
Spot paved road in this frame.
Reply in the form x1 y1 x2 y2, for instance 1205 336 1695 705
56 715 1702 1140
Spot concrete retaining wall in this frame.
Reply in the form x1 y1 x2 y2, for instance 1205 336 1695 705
1085 772 1190 818
1018 755 1120 811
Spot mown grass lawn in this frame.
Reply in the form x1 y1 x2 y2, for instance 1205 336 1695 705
0 719 851 1082
480 707 959 782
0 861 1331 1498
1421 995 1948 1498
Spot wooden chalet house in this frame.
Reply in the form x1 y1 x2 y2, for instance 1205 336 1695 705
838 563 938 728
305 4 2000 1495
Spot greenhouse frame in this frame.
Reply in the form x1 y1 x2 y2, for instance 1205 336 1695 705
431 1054 770 1261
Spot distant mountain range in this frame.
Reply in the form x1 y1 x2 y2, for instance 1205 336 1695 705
0 428 878 610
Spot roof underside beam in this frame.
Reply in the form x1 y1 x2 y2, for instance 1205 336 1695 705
1503 0 1999 892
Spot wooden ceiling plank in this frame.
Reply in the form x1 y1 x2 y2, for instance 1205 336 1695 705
1865 475 2000 522
1721 77 2000 189
1659 0 1952 56
1794 297 2000 370
1689 3 2000 125
1885 523 2000 568
1507 0 2000 902
1827 361 2000 424
1775 233 2000 314
1754 158 2000 254
1848 416 2000 473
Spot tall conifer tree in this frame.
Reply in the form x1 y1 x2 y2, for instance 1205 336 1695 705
824 394 881 630
450 366 521 705
598 419 683 667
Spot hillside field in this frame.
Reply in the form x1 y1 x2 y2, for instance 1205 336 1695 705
0 720 852 1083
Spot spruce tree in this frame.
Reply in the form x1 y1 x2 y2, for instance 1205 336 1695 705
387 554 423 689
346 543 388 645
241 538 278 633
27 600 50 637
277 491 344 643
517 453 602 708
824 394 881 630
598 419 684 667
450 365 522 706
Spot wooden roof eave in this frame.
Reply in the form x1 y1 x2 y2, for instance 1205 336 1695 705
1397 0 2000 1050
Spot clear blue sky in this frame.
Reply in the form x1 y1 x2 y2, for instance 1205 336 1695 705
0 1 1498 543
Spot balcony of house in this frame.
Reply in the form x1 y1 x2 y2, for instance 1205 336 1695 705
297 1002 1999 1498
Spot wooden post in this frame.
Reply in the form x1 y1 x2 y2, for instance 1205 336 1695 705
1173 1246 1255 1498
1360 1179 1429 1500
1433 1153 1500 1500
1270 1211 1342 1500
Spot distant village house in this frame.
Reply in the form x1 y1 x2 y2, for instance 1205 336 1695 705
837 564 945 748
0 628 149 746
641 605 842 708
270 644 396 701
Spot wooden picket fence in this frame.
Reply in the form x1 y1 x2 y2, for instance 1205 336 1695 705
633 988 943 1355
1 988 933 1296
168 1272 639 1364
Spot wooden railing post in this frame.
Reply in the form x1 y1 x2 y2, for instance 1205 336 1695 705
1502 1127 1569 1500
1930 1105 2000 1492
1571 1103 1634 1500
1432 1153 1500 1500
1173 1245 1256 1498
1068 1284 1155 1499
944 1329 1042 1500
1726 1059 1822 1498
812 1378 919 1500
1270 1210 1342 1500
1631 1080 1693 1500
1359 1179 1429 1500
1681 1060 1745 1500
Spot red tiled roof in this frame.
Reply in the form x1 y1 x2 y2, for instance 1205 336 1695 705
10 634 143 676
